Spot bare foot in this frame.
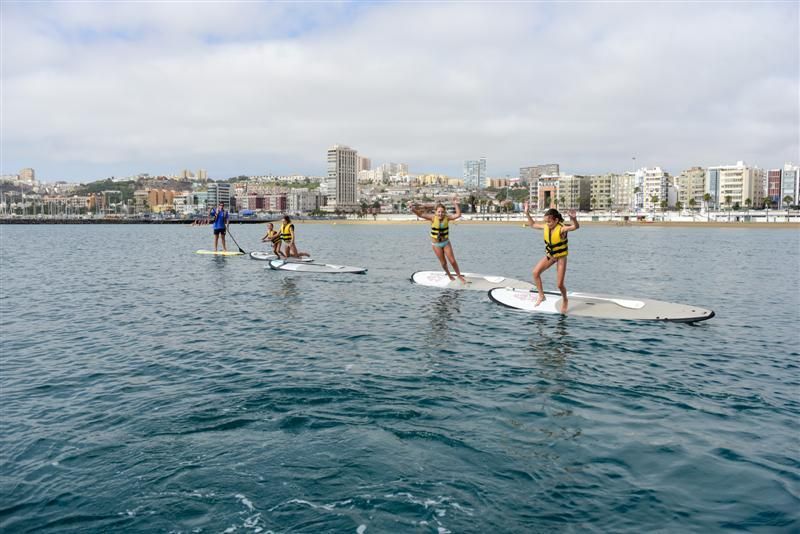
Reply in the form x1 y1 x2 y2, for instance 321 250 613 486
457 274 467 283
560 298 569 314
446 272 455 281
534 294 545 307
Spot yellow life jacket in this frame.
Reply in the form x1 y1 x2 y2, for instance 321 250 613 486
544 223 568 258
267 230 281 244
280 222 294 242
430 216 449 242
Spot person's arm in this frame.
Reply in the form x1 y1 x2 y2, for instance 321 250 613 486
526 205 545 229
411 203 434 221
449 196 462 221
562 210 580 234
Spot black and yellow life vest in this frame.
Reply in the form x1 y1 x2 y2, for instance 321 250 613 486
544 223 568 258
268 230 281 244
280 222 294 242
430 216 449 242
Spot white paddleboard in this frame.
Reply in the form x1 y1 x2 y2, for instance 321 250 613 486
488 288 715 323
268 259 367 274
250 251 313 262
195 249 244 256
411 271 533 291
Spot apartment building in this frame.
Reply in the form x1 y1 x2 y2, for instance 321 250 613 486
706 161 765 209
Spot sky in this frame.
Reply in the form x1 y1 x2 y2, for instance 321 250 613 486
2 1 798 183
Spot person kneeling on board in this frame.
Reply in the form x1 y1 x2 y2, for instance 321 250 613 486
261 222 286 258
411 196 466 283
209 202 230 252
525 207 580 313
279 215 311 259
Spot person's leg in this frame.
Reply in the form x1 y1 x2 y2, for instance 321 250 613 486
221 231 227 252
443 243 466 283
556 257 568 313
532 256 556 306
432 245 453 279
213 232 219 251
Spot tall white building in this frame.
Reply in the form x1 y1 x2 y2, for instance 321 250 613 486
463 158 487 190
327 145 358 211
706 161 765 209
639 167 670 212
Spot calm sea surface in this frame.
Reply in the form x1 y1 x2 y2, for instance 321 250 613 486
1 223 798 533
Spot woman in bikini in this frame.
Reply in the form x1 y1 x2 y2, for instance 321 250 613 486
411 196 466 283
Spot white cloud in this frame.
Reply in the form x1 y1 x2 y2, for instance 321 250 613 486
2 2 798 181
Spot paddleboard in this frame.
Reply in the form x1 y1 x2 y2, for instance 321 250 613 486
488 288 715 323
195 249 244 256
250 251 313 262
268 259 367 274
411 271 533 291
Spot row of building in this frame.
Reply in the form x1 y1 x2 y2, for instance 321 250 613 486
3 150 799 217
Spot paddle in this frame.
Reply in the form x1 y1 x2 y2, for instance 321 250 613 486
226 224 246 254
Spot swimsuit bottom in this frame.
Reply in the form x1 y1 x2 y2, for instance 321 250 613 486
432 240 450 249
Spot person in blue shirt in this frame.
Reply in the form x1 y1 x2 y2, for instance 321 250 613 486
209 202 229 251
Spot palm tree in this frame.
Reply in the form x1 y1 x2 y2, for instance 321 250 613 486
590 195 597 212
675 200 683 212
763 198 771 222
745 198 752 211
559 196 566 210
724 195 732 222
703 193 712 221
468 194 477 213
689 197 697 212
784 195 794 220
650 195 659 220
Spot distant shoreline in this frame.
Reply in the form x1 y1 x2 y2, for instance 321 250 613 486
1 217 798 229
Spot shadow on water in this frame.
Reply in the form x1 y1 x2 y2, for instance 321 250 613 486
423 290 461 348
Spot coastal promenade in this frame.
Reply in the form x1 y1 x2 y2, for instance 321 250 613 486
2 211 797 227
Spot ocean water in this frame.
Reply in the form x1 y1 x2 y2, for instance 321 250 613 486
1 222 798 533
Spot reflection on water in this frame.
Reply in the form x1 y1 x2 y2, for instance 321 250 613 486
524 316 582 450
424 290 461 347
527 315 573 374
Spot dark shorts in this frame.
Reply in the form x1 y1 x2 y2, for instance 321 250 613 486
214 228 226 235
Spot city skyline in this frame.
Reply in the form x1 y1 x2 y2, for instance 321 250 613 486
3 2 798 183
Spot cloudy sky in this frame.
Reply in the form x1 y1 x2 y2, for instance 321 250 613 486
2 1 798 182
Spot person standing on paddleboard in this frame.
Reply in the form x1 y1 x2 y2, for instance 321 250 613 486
526 206 579 313
411 196 466 283
261 222 285 258
209 201 230 252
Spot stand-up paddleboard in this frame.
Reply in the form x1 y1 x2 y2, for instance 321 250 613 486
249 251 313 262
195 249 244 256
411 271 533 291
488 288 715 323
268 259 367 274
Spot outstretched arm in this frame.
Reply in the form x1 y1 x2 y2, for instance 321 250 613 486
526 205 545 229
449 196 462 221
411 203 434 221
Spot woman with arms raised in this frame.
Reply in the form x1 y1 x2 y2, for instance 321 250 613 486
411 196 466 283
